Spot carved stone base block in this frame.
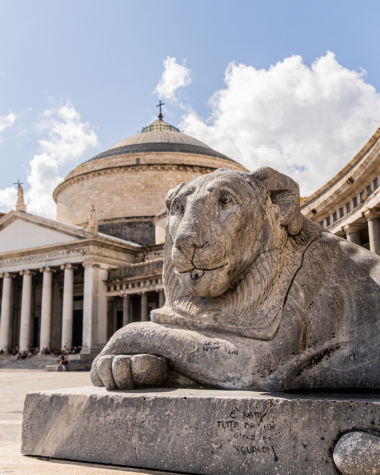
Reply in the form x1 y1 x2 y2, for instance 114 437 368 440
21 387 380 475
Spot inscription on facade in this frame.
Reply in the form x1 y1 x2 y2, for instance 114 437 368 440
0 248 88 267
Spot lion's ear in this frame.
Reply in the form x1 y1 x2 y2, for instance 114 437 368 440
165 182 188 211
250 167 303 235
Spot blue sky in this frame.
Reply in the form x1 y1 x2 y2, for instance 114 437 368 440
1 0 380 216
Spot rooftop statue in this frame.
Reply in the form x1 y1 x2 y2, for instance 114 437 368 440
88 204 97 228
17 182 25 205
87 204 98 235
91 167 380 391
14 180 27 212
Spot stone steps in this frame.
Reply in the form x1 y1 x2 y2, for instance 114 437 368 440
0 356 59 370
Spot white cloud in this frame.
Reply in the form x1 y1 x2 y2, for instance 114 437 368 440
181 52 380 197
154 57 191 103
0 187 17 213
0 101 99 218
0 111 16 141
26 102 99 218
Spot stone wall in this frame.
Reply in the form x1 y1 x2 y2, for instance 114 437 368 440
108 260 163 281
98 219 155 246
135 244 164 263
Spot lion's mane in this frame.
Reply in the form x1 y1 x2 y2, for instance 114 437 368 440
151 172 321 341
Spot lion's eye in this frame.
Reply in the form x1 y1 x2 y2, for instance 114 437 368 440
172 198 184 213
220 191 232 206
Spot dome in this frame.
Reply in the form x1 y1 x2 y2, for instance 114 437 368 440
111 119 209 148
83 119 238 165
54 115 248 245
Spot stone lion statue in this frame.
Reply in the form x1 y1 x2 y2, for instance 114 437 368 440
91 167 380 391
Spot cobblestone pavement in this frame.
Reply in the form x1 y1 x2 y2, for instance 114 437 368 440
0 370 183 475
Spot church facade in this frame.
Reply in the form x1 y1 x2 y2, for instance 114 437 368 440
2 115 380 363
0 117 247 362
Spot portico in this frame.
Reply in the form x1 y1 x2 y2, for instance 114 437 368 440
104 258 164 339
0 211 140 354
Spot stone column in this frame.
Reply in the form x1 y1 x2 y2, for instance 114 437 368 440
141 292 148 321
112 297 118 333
19 270 34 352
0 273 14 351
344 224 362 245
39 267 54 350
29 281 36 349
61 264 75 350
122 294 130 326
106 297 115 341
365 210 380 255
50 282 61 349
159 290 165 308
82 261 107 354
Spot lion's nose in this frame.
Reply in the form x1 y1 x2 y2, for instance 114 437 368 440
174 232 204 262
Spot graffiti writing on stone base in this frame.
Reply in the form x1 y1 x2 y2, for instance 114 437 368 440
233 445 278 459
216 405 278 461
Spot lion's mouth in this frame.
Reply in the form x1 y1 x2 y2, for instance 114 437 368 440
179 262 229 281
190 269 204 280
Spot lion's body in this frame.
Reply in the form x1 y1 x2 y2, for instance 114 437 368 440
91 168 380 391
279 230 380 390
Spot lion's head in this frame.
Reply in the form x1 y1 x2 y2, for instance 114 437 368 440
168 169 264 298
151 167 319 340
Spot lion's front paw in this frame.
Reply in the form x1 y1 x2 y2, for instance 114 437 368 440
130 354 168 386
96 354 169 390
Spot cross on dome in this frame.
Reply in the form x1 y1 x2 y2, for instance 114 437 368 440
156 100 165 120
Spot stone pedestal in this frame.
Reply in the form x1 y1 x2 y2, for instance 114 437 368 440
21 387 380 475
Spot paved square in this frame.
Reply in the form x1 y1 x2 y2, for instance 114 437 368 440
0 370 183 475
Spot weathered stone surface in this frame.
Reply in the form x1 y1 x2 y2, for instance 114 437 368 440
91 167 380 391
130 354 168 387
96 353 169 389
22 387 380 475
167 370 203 388
112 355 134 390
96 355 116 390
333 431 380 474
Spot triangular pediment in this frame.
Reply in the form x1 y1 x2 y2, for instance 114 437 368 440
0 212 86 254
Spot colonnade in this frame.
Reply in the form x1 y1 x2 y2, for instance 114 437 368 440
344 211 380 254
0 262 102 352
0 264 166 352
120 289 165 326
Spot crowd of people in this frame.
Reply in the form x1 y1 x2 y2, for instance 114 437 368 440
0 345 81 357
42 346 81 356
0 346 81 370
